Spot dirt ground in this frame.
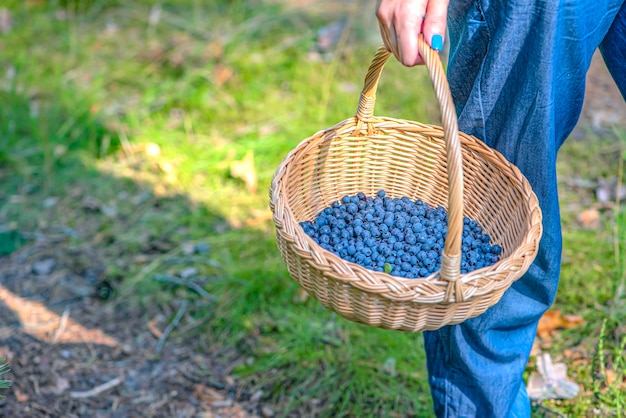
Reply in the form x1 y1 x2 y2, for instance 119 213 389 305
1 10 625 418
0 241 263 417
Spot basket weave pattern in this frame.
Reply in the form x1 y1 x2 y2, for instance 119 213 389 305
270 37 543 332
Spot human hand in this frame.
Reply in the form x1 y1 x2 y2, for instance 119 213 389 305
376 0 449 66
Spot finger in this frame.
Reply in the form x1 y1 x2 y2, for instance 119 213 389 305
423 0 450 52
376 3 402 62
393 0 427 66
377 19 399 58
376 0 428 66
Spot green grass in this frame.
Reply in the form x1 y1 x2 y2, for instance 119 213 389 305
0 358 10 399
539 133 626 417
0 1 625 417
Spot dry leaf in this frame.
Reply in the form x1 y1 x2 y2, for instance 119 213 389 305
230 150 257 194
14 388 29 403
193 383 226 405
605 369 619 386
562 348 586 360
296 288 309 303
244 208 273 227
147 318 163 339
577 208 600 228
214 63 234 86
536 310 584 340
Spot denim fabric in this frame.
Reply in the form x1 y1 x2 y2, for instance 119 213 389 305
600 2 626 98
423 1 626 417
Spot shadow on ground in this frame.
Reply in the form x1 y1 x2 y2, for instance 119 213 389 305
0 67 267 418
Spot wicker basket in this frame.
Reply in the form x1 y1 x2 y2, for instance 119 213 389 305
269 36 543 332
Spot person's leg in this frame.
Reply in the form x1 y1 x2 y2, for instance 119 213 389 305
423 0 626 416
600 1 626 99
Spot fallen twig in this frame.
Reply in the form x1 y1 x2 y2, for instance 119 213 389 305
156 301 189 353
153 274 216 301
70 377 123 399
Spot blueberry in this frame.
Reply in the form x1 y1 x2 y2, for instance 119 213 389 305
303 191 500 278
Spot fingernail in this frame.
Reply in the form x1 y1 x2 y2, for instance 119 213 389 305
431 34 443 51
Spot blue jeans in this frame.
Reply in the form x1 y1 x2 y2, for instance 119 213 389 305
423 1 626 417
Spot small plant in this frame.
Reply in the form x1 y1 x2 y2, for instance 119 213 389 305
0 357 11 399
592 320 626 415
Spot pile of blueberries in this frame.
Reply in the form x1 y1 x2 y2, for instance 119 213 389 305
300 190 502 279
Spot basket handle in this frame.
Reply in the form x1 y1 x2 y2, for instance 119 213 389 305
356 35 464 288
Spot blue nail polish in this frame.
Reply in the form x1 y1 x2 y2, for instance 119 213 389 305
431 34 443 51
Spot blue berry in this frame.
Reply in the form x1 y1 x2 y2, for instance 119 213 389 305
300 191 501 278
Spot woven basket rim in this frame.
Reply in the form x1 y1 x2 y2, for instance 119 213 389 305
271 115 543 304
